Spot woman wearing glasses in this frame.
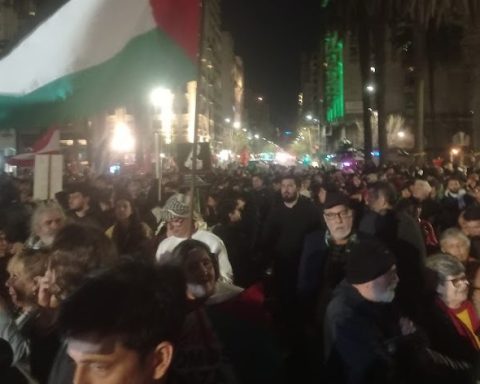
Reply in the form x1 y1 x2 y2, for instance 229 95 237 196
417 253 479 382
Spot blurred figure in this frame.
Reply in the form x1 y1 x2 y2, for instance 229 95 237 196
0 249 53 383
439 177 467 231
169 240 279 384
105 196 152 261
212 198 252 287
58 262 187 384
67 182 104 229
38 224 119 384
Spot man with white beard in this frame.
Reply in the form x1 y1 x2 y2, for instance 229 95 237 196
323 239 415 384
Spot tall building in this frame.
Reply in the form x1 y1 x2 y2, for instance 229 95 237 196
220 31 244 150
300 26 477 156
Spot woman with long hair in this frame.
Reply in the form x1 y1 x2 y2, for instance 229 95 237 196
105 196 152 261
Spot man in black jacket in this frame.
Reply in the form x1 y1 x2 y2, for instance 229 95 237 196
262 174 320 313
324 240 413 384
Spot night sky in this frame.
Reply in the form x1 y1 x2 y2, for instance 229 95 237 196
221 0 324 131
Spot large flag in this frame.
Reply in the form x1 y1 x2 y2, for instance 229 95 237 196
0 0 200 130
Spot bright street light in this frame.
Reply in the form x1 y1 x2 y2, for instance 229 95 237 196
306 114 313 121
225 118 231 123
397 131 405 139
150 87 172 108
366 84 375 93
150 87 174 144
233 121 241 129
451 148 460 156
111 122 135 152
370 66 376 73
254 134 260 139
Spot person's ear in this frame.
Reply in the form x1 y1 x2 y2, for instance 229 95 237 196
151 342 174 380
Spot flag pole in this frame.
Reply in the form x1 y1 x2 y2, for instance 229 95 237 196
189 0 206 238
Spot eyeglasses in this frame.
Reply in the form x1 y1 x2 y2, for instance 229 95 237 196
324 210 352 221
445 276 469 288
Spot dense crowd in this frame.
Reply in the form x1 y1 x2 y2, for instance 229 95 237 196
0 160 479 383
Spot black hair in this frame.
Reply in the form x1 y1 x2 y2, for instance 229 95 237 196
58 262 187 358
111 195 149 257
171 239 220 281
368 181 397 206
216 199 238 225
280 174 301 188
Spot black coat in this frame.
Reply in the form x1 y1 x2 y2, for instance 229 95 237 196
324 281 408 384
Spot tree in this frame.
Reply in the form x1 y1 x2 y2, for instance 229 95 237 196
400 0 477 161
323 0 399 165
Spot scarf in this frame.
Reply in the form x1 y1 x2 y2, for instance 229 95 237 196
437 298 480 350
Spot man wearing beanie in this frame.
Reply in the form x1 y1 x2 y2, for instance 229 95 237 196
324 239 415 384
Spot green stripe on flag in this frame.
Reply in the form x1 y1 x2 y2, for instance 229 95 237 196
0 29 196 130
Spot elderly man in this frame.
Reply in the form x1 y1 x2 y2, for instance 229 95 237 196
25 201 66 250
324 240 415 384
155 194 233 284
298 192 358 312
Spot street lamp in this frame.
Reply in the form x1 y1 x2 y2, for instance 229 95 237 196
366 84 375 93
450 147 460 162
397 131 405 139
233 121 241 129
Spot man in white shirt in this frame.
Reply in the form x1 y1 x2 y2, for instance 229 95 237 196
155 194 233 284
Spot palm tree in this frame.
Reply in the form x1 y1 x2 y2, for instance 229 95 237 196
400 0 477 161
323 0 401 165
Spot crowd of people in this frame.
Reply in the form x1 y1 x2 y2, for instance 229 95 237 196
0 160 479 383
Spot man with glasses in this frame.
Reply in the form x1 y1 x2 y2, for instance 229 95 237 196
298 192 357 307
297 192 361 367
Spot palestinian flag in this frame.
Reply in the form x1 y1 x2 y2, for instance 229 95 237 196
0 0 200 130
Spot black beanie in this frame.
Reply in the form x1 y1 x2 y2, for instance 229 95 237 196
324 192 350 210
346 240 396 284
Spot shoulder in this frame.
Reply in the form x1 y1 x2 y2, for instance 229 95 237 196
193 230 224 249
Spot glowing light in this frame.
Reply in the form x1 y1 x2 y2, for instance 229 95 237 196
397 131 405 138
254 134 260 139
225 118 231 123
306 114 313 121
370 66 376 73
218 150 232 162
150 87 174 144
451 148 460 156
257 96 264 102
275 152 294 164
366 84 375 93
111 122 135 152
233 121 241 129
